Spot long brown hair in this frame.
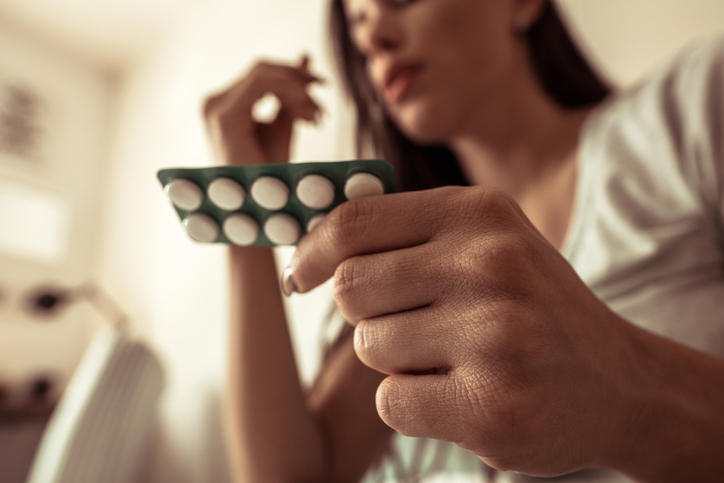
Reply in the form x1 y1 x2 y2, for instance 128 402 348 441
329 0 610 192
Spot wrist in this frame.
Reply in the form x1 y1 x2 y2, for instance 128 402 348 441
604 322 724 482
589 315 656 475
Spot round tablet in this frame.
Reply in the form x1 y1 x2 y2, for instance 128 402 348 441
264 214 300 245
306 214 325 233
183 214 219 243
223 214 259 246
344 172 385 200
165 178 203 211
250 176 289 210
296 174 335 209
208 177 244 211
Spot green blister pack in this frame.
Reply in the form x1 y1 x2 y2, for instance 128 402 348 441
157 160 396 247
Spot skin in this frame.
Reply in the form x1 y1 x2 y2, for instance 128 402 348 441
288 185 724 480
345 0 587 248
207 0 724 481
205 57 394 482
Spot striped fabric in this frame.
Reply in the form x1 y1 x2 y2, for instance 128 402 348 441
26 328 164 483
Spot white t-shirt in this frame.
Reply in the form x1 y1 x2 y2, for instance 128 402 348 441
363 35 724 483
563 36 724 360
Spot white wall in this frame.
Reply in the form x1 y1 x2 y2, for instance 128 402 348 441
95 1 724 482
559 0 724 86
0 19 112 402
98 1 353 481
0 20 113 483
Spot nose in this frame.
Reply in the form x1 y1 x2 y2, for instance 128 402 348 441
354 5 403 56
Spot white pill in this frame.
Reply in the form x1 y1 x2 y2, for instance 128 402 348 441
264 214 300 245
166 178 203 211
208 177 245 211
306 214 325 233
344 172 385 200
183 214 219 243
296 174 336 209
251 176 289 210
223 214 259 246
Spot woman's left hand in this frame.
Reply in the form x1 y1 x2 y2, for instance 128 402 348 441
286 186 642 477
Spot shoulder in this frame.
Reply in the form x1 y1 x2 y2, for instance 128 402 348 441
588 35 724 143
580 35 724 205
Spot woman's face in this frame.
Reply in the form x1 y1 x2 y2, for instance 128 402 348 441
342 0 534 144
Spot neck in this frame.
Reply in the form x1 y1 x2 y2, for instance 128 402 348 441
447 74 599 250
449 78 594 200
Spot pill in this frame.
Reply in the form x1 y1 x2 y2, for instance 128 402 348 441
183 214 219 243
223 214 259 246
158 160 396 247
166 178 203 211
306 214 325 233
344 172 385 200
251 176 289 210
208 177 245 211
296 174 336 209
264 213 300 245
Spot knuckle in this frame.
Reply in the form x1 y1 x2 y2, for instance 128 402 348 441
246 62 277 90
202 93 223 121
216 108 242 133
202 94 239 134
455 228 546 305
332 258 366 313
458 237 527 289
249 61 299 89
479 187 516 215
326 198 375 247
461 187 519 231
250 60 273 74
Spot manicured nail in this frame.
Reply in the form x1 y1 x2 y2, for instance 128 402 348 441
281 266 297 297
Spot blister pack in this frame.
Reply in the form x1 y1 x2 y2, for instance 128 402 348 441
157 160 396 247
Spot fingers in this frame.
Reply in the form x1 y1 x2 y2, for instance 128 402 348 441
226 61 322 122
203 55 326 166
353 306 456 375
203 56 324 132
333 243 444 324
288 188 458 294
375 373 469 444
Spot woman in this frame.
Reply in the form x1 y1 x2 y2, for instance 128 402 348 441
203 0 724 481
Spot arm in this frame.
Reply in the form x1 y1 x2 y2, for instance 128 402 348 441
207 58 392 482
226 247 392 482
611 323 724 482
225 245 324 481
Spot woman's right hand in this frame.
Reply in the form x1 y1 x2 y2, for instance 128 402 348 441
203 56 323 166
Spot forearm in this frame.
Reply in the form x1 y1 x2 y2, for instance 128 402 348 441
613 323 724 482
226 246 327 482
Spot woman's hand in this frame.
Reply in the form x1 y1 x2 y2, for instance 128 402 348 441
284 186 644 477
203 56 323 166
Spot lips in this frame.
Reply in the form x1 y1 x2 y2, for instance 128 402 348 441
381 62 423 105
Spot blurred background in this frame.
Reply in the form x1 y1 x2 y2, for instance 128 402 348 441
0 0 722 482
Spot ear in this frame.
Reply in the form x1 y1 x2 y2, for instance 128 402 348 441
511 0 547 34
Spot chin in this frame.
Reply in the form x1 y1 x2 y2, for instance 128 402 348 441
392 105 454 146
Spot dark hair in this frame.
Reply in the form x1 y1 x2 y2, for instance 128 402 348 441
328 0 610 192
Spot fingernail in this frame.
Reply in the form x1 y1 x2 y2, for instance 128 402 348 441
280 266 297 297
